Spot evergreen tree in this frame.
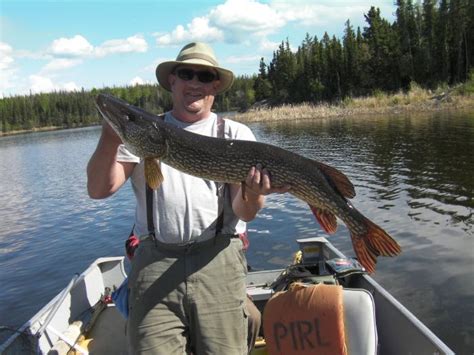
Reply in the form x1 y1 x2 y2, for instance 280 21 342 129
448 0 470 82
363 6 401 92
421 0 437 86
467 0 474 73
254 58 272 102
342 20 358 97
434 0 450 83
268 39 297 103
396 0 415 88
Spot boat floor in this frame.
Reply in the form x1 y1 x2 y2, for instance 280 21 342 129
81 306 127 354
80 305 267 355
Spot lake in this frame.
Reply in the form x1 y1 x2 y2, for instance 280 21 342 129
0 110 472 353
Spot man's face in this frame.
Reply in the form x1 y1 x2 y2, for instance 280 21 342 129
169 64 221 121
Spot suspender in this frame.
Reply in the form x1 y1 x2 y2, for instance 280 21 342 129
145 115 226 238
145 184 155 236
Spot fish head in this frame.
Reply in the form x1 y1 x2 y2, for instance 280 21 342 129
96 94 167 158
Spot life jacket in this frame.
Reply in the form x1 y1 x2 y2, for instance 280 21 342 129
263 283 347 355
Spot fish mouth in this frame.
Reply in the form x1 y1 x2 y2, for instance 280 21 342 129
96 94 136 137
96 94 160 148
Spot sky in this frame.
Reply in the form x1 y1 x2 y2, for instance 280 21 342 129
0 0 397 98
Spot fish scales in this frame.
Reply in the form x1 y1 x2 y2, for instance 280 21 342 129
96 94 401 273
146 111 340 210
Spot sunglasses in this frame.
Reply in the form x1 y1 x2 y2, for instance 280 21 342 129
175 68 218 83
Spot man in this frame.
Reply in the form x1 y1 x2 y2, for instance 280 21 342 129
87 42 285 354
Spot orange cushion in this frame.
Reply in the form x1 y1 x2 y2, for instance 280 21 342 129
263 283 347 355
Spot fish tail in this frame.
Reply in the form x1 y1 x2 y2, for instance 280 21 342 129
350 216 401 273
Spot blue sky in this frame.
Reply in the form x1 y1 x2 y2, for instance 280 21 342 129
0 0 396 98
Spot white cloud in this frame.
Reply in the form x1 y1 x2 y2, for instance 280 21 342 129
269 1 395 27
3 33 150 96
49 35 94 57
209 0 285 39
26 34 149 94
271 2 361 27
156 0 283 46
259 38 280 52
48 34 148 59
153 0 394 49
156 17 223 45
29 74 79 94
0 42 17 95
29 75 55 94
40 58 83 74
95 35 148 57
0 44 14 70
63 82 80 92
129 76 145 86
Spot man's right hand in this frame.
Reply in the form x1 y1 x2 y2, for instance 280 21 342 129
86 120 134 199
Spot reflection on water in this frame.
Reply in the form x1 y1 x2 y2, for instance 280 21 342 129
247 112 474 354
0 111 472 353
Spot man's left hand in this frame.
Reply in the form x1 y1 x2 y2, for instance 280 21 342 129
244 164 290 198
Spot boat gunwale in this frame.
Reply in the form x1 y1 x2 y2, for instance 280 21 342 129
0 256 126 353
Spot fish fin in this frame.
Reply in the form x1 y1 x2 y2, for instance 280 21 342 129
350 236 378 274
317 162 356 199
145 158 164 190
241 181 248 201
309 205 338 234
350 216 402 273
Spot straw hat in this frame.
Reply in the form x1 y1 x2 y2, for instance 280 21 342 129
156 42 234 94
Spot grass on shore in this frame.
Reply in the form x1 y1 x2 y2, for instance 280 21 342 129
234 82 474 123
2 82 473 136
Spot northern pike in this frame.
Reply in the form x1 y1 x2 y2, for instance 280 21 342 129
96 93 401 273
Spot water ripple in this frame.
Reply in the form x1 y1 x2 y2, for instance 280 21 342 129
0 114 473 353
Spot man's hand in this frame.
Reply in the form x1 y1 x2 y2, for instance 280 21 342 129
244 164 290 198
86 120 133 199
231 164 290 222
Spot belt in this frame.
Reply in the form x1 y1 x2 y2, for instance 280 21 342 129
139 233 240 252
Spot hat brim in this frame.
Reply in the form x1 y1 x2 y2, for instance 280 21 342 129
156 59 234 95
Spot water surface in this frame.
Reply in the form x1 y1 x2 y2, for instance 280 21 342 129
0 111 472 353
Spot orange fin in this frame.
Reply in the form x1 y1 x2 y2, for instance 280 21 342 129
145 158 164 190
350 216 401 273
317 162 355 199
309 205 338 234
350 236 378 273
363 217 401 257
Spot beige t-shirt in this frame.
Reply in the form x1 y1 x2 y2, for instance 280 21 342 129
117 112 256 244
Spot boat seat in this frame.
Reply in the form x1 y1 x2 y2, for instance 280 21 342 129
343 288 378 355
262 284 377 355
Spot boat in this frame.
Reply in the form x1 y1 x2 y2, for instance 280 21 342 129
0 237 454 355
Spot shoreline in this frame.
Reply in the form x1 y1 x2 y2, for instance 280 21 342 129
233 90 474 123
0 124 99 138
2 91 473 137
